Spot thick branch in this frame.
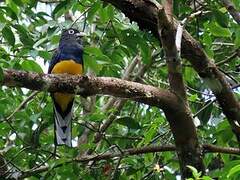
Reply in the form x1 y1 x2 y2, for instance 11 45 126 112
102 0 240 142
1 69 177 111
157 3 204 177
221 0 240 24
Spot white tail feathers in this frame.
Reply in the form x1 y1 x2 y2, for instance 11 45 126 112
54 106 72 147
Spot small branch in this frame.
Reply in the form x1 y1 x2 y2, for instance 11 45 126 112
105 134 143 141
216 49 240 66
38 0 61 3
176 10 209 56
193 100 215 118
203 144 240 155
19 143 240 178
6 91 39 122
111 157 122 179
221 0 240 24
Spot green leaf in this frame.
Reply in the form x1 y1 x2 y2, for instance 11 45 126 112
187 165 202 178
202 33 212 47
30 113 41 122
116 116 141 129
13 25 34 47
87 2 101 22
83 53 102 74
52 0 70 18
208 22 231 37
0 10 6 23
228 164 240 178
188 94 198 102
84 47 103 57
6 0 19 15
232 0 240 10
98 6 109 23
86 111 106 122
33 37 48 48
139 40 151 64
2 26 15 46
197 101 213 125
38 51 52 60
12 0 24 7
234 28 240 47
21 60 43 73
202 176 213 180
213 10 229 28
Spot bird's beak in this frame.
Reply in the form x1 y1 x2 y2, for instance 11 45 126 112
76 32 86 38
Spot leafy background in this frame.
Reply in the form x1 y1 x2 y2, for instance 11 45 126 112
0 0 240 179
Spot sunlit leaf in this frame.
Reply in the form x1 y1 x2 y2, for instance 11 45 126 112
208 22 231 37
21 60 43 73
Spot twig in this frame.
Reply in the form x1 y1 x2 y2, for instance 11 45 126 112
38 0 60 3
176 10 209 56
105 134 143 141
216 49 240 66
70 7 91 28
186 85 214 97
193 100 215 118
6 91 39 122
97 21 111 46
0 146 30 169
111 157 122 180
212 42 235 46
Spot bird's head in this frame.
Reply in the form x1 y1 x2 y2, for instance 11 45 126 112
60 28 84 45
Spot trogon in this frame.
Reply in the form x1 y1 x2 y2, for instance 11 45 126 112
48 28 83 147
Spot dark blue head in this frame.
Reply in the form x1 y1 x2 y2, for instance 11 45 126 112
60 28 83 46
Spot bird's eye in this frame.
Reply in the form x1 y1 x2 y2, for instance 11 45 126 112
68 29 75 34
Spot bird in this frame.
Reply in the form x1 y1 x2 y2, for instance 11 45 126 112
48 28 84 147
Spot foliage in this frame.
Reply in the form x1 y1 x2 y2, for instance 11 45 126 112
0 0 239 179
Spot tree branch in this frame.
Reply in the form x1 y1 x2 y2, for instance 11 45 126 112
1 69 177 111
221 0 240 24
101 0 240 144
157 2 204 177
18 143 240 178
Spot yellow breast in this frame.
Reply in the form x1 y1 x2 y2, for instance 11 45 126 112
51 60 83 75
51 60 83 112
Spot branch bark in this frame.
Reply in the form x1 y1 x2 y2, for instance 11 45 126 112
221 0 240 24
157 3 204 177
101 0 240 146
1 69 177 111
